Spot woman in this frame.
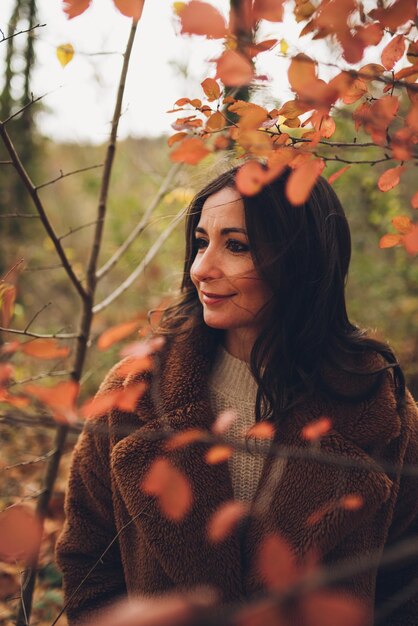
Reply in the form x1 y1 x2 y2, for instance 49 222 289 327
56 167 418 625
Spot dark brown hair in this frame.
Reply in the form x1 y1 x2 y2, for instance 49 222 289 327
159 166 405 421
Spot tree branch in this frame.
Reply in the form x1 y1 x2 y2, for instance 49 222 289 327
0 326 78 339
0 23 45 45
36 164 104 191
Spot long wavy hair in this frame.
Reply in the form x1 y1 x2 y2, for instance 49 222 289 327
159 166 405 421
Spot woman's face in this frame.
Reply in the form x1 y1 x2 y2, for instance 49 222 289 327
190 186 272 358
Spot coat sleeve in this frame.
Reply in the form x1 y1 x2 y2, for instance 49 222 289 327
56 416 127 625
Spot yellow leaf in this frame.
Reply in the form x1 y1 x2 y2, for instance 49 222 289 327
56 43 74 68
280 38 288 55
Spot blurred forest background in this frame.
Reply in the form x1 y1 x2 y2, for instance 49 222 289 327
1 1 417 625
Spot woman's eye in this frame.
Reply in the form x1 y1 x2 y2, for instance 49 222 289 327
227 239 250 253
195 238 208 250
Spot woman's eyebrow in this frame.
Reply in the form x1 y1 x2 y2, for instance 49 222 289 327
195 226 248 235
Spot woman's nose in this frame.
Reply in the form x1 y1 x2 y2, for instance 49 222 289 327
192 247 223 282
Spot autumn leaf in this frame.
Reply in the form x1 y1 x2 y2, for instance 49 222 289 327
307 494 363 525
20 339 70 360
379 234 403 249
235 161 266 196
342 79 368 104
207 501 249 542
392 215 413 235
168 132 187 147
288 53 317 99
0 282 16 327
113 0 144 21
201 78 221 101
246 422 275 439
97 319 142 350
216 50 254 87
286 159 325 206
165 428 206 450
63 0 92 19
206 111 224 131
411 192 418 209
301 417 332 441
381 34 406 70
253 0 286 22
328 165 351 185
141 458 192 521
81 382 146 419
377 166 405 192
257 533 298 590
0 363 13 386
0 506 42 564
404 225 418 256
369 0 417 30
24 380 79 424
177 0 229 39
205 445 232 464
170 137 211 165
56 43 74 67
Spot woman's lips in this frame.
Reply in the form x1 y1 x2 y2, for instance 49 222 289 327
201 291 235 305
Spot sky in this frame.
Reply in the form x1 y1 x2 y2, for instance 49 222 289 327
1 0 391 144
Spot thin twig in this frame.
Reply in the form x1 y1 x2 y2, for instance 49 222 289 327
24 302 51 332
0 23 45 45
1 449 56 472
0 213 39 218
59 220 99 242
2 93 45 125
96 162 182 280
10 370 70 387
36 164 104 191
0 326 78 339
93 208 185 313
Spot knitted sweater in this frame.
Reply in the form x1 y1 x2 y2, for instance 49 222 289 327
208 346 271 502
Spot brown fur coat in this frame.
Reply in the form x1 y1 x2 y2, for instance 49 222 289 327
56 327 418 625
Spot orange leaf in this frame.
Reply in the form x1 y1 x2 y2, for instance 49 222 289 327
168 132 187 147
81 382 146 419
411 191 418 209
301 417 332 441
288 53 317 98
0 506 42 564
207 500 249 542
277 99 311 120
258 533 298 590
63 0 92 18
25 380 79 424
369 0 417 30
141 458 192 521
201 78 221 101
178 1 228 39
246 422 275 439
377 166 405 192
307 493 363 525
206 111 224 131
235 161 266 196
212 409 238 435
205 445 232 464
328 165 351 185
286 159 325 206
170 137 211 165
0 283 16 327
0 363 13 386
216 50 254 87
301 591 368 626
381 34 406 70
253 0 286 22
404 225 418 256
113 0 144 20
97 319 141 351
120 336 165 359
379 234 403 249
20 339 70 360
165 428 206 450
392 215 413 235
342 79 368 104
340 494 363 511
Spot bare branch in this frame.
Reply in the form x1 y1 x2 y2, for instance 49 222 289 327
2 93 45 125
0 413 81 433
0 160 13 165
96 162 182 280
0 213 39 218
36 164 104 191
59 220 100 242
1 449 56 472
24 302 51 332
93 207 185 313
0 22 45 45
0 122 87 300
0 326 78 339
10 370 70 387
314 153 393 165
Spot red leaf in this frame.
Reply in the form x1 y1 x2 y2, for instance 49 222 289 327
236 161 266 196
377 165 405 192
81 382 147 419
206 111 224 131
178 1 228 39
20 339 70 360
63 0 92 18
328 165 351 185
392 215 413 235
381 34 406 70
286 159 325 206
0 363 13 386
301 417 332 441
201 78 221 101
168 132 187 147
170 137 211 165
288 53 317 99
97 319 141 351
307 493 363 525
141 458 192 521
258 533 298 590
0 283 16 328
342 79 368 105
253 0 286 22
379 234 403 249
369 0 417 30
411 191 418 209
165 428 206 450
205 445 232 464
113 0 144 20
404 225 418 256
246 422 275 439
24 380 80 424
207 501 249 542
216 50 254 87
0 506 42 564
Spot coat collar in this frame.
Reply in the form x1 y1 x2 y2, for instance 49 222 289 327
109 325 397 597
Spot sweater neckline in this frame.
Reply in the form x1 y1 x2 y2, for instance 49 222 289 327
209 345 258 405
